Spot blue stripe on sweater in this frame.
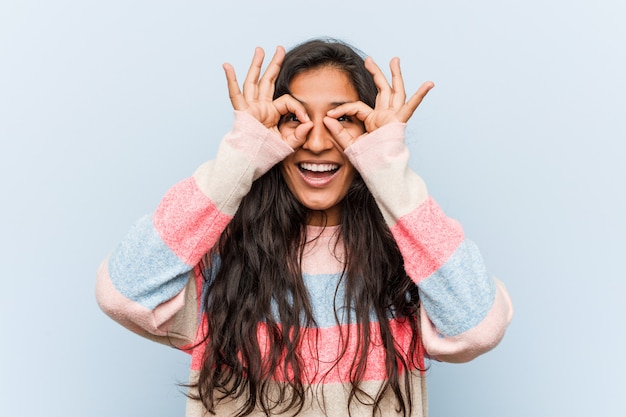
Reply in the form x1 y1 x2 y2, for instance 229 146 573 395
108 215 192 310
201 268 377 328
301 273 398 328
418 239 495 337
302 273 347 328
201 266 405 329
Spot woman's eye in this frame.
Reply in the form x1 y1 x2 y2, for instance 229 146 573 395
337 115 351 122
285 114 300 123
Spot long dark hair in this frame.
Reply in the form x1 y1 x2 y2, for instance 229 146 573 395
191 39 423 417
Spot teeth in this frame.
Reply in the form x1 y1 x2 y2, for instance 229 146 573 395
299 163 338 172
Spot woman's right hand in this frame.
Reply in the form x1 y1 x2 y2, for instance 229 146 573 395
223 46 312 149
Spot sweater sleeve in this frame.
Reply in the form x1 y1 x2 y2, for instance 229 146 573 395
344 123 513 363
95 111 293 348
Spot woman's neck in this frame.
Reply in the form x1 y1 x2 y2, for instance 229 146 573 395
306 207 341 227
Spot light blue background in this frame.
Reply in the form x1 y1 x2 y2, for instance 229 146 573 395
1 1 624 416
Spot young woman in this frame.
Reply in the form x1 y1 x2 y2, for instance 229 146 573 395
96 39 513 417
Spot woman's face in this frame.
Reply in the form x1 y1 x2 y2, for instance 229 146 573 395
279 66 365 226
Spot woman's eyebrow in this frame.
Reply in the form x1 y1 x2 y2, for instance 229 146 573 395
291 95 351 107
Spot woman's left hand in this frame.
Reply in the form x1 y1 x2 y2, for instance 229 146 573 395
324 57 434 149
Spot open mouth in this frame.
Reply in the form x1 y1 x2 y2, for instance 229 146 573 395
298 162 339 179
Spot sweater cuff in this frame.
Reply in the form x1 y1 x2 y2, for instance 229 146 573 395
193 111 293 216
344 123 428 225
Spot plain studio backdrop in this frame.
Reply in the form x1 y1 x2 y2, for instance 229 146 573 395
1 1 624 416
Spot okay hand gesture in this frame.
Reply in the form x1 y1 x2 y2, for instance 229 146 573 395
325 57 434 149
223 47 313 149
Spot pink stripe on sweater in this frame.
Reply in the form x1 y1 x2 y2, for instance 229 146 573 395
154 177 231 266
391 197 465 283
190 319 424 383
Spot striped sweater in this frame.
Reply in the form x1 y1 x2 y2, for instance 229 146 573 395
96 111 513 416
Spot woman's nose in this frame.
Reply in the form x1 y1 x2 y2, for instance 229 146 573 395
302 119 334 153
